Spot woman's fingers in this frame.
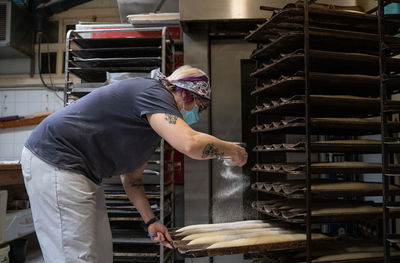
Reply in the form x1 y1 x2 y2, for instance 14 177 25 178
164 230 173 242
151 232 170 247
158 232 165 242
162 240 173 249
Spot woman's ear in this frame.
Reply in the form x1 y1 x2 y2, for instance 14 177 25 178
181 90 188 99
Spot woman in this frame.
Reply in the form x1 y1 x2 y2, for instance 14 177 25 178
21 65 248 262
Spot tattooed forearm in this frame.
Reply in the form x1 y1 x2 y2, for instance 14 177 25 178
202 143 224 159
164 114 178 124
131 183 144 188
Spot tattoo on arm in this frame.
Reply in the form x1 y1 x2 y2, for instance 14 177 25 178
164 114 178 124
202 143 224 159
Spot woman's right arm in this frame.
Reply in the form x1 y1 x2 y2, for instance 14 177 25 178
146 113 248 166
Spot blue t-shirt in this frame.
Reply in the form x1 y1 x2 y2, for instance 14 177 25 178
25 77 181 184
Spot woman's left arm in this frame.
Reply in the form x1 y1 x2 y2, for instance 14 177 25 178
120 163 172 248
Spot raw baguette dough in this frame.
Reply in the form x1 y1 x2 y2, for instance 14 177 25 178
312 182 400 191
188 230 293 246
313 206 381 215
176 223 273 237
314 139 380 145
182 227 287 241
176 220 263 232
207 233 327 249
313 251 400 262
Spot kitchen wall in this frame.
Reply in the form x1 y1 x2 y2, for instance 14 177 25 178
0 89 63 160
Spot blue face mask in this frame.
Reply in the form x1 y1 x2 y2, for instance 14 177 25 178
181 105 200 126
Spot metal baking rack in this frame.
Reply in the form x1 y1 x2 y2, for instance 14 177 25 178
64 27 175 104
63 26 175 263
245 1 400 263
251 199 395 224
253 140 400 153
103 141 175 263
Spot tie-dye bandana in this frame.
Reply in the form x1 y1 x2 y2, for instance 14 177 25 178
152 69 211 100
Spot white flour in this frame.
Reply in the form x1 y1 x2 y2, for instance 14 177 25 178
212 165 250 222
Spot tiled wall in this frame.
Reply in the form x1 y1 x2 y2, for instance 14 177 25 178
0 89 64 160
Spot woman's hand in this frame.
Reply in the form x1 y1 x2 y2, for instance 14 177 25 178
148 221 173 249
229 143 248 167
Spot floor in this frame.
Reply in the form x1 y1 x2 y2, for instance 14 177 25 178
25 249 44 263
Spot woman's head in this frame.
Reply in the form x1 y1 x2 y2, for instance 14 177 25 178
166 65 211 109
167 65 207 82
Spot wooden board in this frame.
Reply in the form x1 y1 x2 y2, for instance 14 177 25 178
0 163 23 186
0 115 49 129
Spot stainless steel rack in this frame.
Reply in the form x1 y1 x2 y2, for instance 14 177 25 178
63 26 176 263
245 1 400 262
64 27 175 104
104 141 175 263
378 1 400 262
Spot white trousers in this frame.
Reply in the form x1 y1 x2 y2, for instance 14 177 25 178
21 147 113 263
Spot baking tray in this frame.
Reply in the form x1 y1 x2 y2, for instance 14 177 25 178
250 72 400 97
245 5 400 42
71 57 161 68
250 49 400 80
73 37 163 49
253 140 400 153
292 247 400 263
68 66 159 82
171 234 331 258
250 118 400 135
255 241 400 263
251 181 400 198
70 47 163 59
249 31 388 61
251 95 395 117
251 200 388 224
251 162 400 175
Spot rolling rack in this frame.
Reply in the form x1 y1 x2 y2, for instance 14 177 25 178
104 142 175 263
63 26 174 103
378 0 400 262
245 1 400 262
63 27 176 263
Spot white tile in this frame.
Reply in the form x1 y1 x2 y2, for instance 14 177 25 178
42 92 51 105
53 100 64 110
0 143 14 159
15 102 29 116
1 91 16 103
49 101 63 112
1 103 16 116
42 104 50 112
14 127 31 144
15 91 29 103
0 130 14 144
48 92 61 103
13 144 24 159
28 102 43 114
28 90 43 103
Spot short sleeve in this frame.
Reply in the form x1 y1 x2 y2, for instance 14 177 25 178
135 84 182 119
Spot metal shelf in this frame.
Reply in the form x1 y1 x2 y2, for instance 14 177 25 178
64 27 176 263
245 1 400 262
